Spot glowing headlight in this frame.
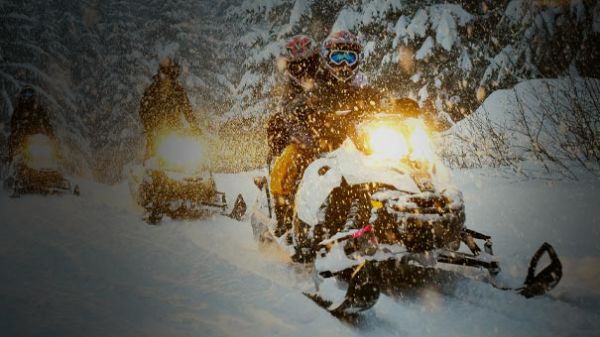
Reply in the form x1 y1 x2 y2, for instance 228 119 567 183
366 124 408 160
409 123 434 162
155 132 206 173
23 134 58 170
359 116 435 163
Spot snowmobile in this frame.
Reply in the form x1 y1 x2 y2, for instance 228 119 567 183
250 112 562 320
130 129 245 224
3 133 79 197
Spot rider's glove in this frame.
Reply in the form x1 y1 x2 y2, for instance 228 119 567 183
289 126 314 150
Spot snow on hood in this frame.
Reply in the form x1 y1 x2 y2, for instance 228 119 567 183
296 140 422 227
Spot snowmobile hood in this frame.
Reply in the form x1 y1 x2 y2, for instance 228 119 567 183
296 140 422 227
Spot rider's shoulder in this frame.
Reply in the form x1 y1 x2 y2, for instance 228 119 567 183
351 71 369 88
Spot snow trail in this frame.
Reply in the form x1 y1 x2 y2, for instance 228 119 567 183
1 170 599 336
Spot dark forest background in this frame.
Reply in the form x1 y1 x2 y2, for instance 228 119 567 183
1 0 598 182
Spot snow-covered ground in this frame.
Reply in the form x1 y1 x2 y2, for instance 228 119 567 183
1 169 599 337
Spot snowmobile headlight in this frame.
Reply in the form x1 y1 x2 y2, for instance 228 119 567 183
155 131 206 173
363 122 409 161
23 134 58 170
359 116 435 164
408 122 434 162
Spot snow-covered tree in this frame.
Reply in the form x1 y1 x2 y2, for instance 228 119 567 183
226 0 599 121
0 0 97 176
2 0 598 179
1 0 242 181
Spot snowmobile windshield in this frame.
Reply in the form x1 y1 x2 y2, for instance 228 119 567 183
356 115 435 164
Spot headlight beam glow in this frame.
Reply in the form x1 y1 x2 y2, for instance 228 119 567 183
367 125 409 161
409 125 434 162
23 134 58 170
360 117 436 165
155 132 206 173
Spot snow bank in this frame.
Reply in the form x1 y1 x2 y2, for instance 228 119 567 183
440 78 600 178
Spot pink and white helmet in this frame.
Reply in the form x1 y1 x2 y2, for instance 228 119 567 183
283 35 319 85
285 34 318 61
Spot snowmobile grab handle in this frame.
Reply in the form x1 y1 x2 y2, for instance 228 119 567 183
519 242 563 298
317 224 374 250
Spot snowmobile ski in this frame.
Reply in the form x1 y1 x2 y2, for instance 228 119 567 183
303 260 380 322
228 193 247 221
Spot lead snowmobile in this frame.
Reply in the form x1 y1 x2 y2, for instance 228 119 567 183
129 129 245 224
251 112 562 321
3 133 79 197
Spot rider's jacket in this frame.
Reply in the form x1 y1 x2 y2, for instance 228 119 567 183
8 100 53 161
290 69 383 155
138 74 197 157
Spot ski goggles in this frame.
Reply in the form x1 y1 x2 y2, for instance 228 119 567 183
329 50 358 66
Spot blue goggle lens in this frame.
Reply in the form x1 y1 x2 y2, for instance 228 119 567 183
329 51 358 65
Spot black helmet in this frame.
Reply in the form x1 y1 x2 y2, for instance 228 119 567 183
158 58 180 79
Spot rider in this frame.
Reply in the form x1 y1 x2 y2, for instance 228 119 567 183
267 34 320 160
270 31 383 240
138 58 199 158
6 86 54 164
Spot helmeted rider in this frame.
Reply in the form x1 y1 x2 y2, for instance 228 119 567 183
6 86 54 164
139 58 199 159
267 35 320 160
270 31 383 243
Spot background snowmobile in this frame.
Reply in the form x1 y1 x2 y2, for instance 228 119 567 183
3 133 79 197
251 112 562 321
130 129 245 224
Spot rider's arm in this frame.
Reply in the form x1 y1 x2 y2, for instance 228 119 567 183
177 85 200 132
37 106 55 138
